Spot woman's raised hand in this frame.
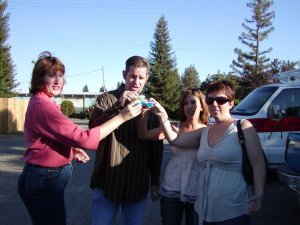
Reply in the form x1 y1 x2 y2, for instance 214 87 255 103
119 101 142 121
149 98 168 121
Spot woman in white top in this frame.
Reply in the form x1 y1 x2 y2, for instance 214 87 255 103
149 81 266 225
138 88 209 225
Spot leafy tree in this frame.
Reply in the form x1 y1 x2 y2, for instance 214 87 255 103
60 100 75 117
82 84 89 92
83 104 94 119
147 15 181 119
181 65 200 90
231 0 275 99
0 0 18 97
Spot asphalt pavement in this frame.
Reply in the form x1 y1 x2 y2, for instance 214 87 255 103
0 131 166 225
1 120 300 225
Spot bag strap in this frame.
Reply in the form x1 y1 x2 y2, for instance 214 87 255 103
237 119 247 152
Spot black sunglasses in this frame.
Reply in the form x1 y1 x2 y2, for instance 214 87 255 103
206 97 230 105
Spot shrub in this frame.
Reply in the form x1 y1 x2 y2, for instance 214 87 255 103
83 105 94 119
61 100 75 117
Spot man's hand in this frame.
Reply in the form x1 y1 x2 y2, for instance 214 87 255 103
119 91 138 106
72 148 90 163
150 185 160 202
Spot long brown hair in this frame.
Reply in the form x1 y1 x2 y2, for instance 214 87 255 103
179 88 210 125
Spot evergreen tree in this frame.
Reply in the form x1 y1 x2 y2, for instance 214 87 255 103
0 0 18 97
200 71 240 100
116 81 122 89
99 85 105 92
181 65 200 90
82 84 89 92
270 59 299 75
147 15 181 119
231 0 275 99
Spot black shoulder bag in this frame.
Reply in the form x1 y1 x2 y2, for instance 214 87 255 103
237 119 254 185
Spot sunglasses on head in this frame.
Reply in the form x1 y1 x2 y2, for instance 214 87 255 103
206 97 230 105
181 88 199 94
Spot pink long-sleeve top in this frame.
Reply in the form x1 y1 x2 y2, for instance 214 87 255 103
23 92 100 167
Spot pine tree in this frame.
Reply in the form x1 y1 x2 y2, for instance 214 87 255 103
200 71 239 96
99 85 105 92
147 15 181 119
181 65 200 90
0 0 18 97
116 81 122 89
270 59 299 75
82 84 89 92
231 0 275 98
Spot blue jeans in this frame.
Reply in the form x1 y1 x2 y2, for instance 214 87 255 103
91 188 148 225
18 163 73 225
160 196 196 225
202 214 252 225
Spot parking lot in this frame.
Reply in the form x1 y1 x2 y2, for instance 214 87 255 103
1 133 300 225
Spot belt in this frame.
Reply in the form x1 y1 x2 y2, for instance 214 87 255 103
25 163 71 170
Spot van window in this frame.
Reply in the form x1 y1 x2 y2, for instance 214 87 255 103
231 86 278 116
272 88 300 117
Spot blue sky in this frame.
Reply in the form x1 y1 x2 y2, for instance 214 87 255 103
6 0 300 93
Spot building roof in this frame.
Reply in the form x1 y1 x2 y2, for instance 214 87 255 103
17 92 103 98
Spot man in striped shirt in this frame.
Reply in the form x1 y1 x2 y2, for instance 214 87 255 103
89 55 163 225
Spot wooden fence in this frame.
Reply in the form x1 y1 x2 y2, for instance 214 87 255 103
0 98 29 134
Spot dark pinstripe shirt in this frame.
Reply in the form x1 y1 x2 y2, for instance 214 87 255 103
89 84 163 203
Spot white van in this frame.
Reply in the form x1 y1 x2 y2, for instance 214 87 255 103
231 69 300 169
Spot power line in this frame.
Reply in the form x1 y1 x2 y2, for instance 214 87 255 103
7 2 300 18
18 68 102 84
67 69 102 78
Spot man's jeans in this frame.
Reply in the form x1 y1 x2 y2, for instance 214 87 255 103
18 163 72 225
160 195 196 225
91 188 148 225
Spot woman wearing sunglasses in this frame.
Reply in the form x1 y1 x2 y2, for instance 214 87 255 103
150 80 266 225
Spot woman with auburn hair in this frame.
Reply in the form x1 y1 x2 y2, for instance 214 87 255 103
18 51 142 225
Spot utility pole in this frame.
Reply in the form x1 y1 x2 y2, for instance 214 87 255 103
101 65 105 92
